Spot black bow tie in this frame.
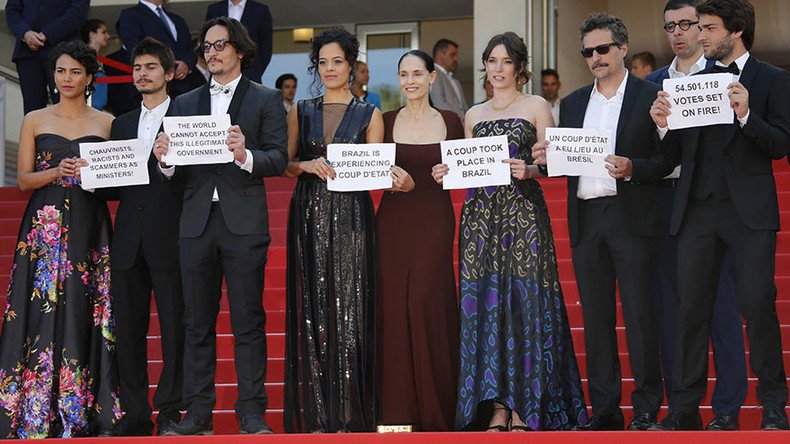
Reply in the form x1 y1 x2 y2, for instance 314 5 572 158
711 62 740 75
210 83 232 95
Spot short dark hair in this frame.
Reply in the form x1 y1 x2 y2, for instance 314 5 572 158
481 32 531 87
696 0 755 50
275 73 297 89
49 40 100 96
541 68 560 80
664 0 701 12
80 19 106 44
432 38 458 58
631 51 657 69
199 17 257 70
132 37 175 73
580 12 629 46
398 49 435 73
308 27 360 96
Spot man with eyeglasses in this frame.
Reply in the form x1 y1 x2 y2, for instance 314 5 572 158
645 0 745 431
650 0 790 431
152 17 288 435
531 12 672 431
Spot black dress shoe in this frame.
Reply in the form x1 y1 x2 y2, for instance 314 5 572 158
113 416 154 436
239 414 274 434
761 406 790 430
156 410 182 436
627 412 656 431
574 413 625 431
705 414 739 431
165 413 213 436
649 410 702 431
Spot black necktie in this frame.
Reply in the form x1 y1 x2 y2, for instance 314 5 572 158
711 61 740 75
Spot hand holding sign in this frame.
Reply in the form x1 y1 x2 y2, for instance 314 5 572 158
162 114 233 165
663 73 734 129
728 82 750 119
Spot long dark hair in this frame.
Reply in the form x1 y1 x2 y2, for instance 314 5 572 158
199 17 257 70
480 32 531 88
49 40 100 97
398 49 436 108
307 27 360 96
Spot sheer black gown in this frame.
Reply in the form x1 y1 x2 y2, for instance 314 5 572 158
0 134 121 438
284 97 377 433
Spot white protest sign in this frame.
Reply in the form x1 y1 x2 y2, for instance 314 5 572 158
440 135 511 190
79 139 150 189
326 143 396 192
162 114 233 165
664 73 734 130
545 128 613 179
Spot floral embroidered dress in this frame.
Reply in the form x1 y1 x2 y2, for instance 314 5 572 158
0 134 122 438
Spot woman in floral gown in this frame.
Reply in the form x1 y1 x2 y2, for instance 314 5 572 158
0 41 121 438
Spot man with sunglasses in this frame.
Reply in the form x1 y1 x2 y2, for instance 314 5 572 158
153 17 288 435
532 12 672 431
645 0 746 431
650 0 790 431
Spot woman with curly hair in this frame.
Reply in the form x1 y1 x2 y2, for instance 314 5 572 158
0 40 121 438
282 27 384 433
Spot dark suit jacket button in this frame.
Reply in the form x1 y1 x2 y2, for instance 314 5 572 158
138 207 144 212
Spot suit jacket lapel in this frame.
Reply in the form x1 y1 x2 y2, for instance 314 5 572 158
197 84 212 116
239 2 252 25
568 85 592 128
140 4 176 46
227 76 251 124
615 75 640 144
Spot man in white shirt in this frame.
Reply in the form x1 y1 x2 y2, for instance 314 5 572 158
153 17 288 436
532 13 672 431
644 0 745 431
106 37 184 437
430 38 467 119
540 68 562 125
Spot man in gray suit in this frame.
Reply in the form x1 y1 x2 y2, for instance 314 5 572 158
430 38 467 119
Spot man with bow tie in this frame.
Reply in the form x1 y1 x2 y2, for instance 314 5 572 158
153 17 288 435
650 0 790 431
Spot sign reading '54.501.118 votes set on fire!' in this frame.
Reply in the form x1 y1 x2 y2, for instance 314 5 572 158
663 73 734 130
326 143 396 192
162 114 233 165
440 135 511 190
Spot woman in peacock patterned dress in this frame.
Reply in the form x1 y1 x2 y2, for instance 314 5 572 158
434 32 587 432
0 41 122 438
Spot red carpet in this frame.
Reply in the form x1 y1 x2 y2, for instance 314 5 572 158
0 160 788 440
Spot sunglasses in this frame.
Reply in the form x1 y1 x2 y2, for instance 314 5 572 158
202 39 233 54
663 19 700 33
580 42 621 58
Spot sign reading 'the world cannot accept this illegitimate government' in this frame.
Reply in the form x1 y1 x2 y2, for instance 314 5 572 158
545 127 614 179
162 114 233 165
663 73 734 130
440 135 511 190
326 143 396 192
79 138 150 189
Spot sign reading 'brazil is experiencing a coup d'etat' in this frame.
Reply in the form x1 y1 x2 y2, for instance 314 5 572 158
326 143 396 192
663 72 734 130
162 114 233 165
440 135 511 190
79 139 150 189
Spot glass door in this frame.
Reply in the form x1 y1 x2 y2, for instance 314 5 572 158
357 23 419 111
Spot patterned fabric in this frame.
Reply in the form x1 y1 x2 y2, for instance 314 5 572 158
455 119 588 430
0 134 122 438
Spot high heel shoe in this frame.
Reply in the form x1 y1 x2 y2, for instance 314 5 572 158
486 405 512 432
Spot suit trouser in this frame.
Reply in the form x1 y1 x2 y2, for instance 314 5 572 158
673 196 787 413
572 197 663 417
653 182 746 416
180 203 270 417
15 55 57 114
113 250 185 424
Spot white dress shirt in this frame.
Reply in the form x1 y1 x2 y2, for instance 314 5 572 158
138 96 171 154
577 69 628 200
227 0 247 21
140 0 177 41
549 98 561 126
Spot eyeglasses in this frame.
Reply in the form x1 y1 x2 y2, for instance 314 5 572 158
202 39 233 53
580 42 620 58
663 19 699 33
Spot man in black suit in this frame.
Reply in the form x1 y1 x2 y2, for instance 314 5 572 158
153 17 288 435
532 13 671 431
645 0 746 431
119 0 204 97
205 0 273 83
106 37 185 437
649 0 790 431
4 0 89 114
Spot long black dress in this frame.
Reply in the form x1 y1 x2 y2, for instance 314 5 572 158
284 97 377 433
0 134 121 438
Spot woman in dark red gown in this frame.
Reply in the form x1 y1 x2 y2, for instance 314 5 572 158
376 50 464 431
